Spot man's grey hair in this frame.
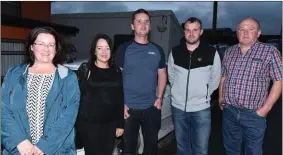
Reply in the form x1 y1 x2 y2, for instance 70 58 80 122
237 17 261 31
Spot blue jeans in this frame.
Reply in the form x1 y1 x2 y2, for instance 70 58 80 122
172 106 211 155
123 106 161 155
222 104 267 155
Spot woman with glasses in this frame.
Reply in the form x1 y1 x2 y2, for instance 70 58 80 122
75 34 124 155
1 27 80 155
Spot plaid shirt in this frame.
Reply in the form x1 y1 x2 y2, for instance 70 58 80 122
221 42 282 109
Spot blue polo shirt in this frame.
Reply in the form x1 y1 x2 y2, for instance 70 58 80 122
115 40 166 109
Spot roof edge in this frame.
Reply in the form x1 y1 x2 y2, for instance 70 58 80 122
2 14 79 36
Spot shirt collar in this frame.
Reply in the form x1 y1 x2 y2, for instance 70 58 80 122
237 41 260 50
236 41 260 55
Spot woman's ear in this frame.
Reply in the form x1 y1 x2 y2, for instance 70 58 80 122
30 45 34 52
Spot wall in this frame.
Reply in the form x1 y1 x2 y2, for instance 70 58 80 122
51 11 171 59
1 26 32 40
150 14 171 62
1 2 51 40
21 2 50 22
52 15 133 58
168 15 184 61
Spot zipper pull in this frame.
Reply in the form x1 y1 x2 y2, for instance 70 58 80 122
9 89 14 96
61 94 63 104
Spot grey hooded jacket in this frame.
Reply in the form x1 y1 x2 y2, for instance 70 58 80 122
168 42 221 112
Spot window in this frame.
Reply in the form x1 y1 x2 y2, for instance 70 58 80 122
1 1 21 17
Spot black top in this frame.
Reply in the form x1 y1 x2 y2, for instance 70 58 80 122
77 64 124 128
171 41 217 70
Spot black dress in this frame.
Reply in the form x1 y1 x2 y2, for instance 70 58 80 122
76 64 124 155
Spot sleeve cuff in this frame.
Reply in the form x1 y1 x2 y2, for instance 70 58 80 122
116 120 124 129
35 138 51 155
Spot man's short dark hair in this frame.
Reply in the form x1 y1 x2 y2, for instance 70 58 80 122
132 8 150 24
184 17 203 29
26 27 64 67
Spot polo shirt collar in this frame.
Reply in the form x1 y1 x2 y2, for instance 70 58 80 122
237 41 260 50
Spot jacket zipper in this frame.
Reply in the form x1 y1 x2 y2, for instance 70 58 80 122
184 54 192 112
206 84 209 103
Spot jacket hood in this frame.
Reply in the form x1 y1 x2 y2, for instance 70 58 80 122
21 64 69 79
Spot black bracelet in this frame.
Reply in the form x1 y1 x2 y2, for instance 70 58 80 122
157 96 162 100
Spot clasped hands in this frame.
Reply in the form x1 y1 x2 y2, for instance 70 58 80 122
17 140 44 155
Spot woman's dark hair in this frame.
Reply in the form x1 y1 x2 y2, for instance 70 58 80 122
26 27 64 67
87 34 113 70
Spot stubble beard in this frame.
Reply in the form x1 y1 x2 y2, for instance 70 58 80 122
186 38 199 45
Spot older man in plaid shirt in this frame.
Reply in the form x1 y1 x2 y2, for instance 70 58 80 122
219 17 282 155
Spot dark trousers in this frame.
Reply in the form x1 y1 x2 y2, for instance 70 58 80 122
223 104 267 155
123 106 161 155
77 121 116 155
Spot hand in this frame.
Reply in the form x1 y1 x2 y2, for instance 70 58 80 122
17 140 34 155
124 105 130 119
116 128 124 137
32 146 44 155
154 97 162 110
256 106 271 118
218 97 223 110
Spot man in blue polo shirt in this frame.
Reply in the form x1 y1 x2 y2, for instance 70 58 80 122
115 8 167 155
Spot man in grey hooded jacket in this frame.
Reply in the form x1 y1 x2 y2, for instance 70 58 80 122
168 17 221 155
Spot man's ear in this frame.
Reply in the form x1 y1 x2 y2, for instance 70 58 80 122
131 24 134 31
200 29 203 36
257 30 261 37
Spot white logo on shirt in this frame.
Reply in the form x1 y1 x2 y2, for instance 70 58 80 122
148 52 156 55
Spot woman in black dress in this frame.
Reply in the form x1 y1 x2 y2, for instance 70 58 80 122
76 34 124 155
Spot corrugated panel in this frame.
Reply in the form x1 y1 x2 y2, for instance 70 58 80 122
1 55 26 76
1 40 26 76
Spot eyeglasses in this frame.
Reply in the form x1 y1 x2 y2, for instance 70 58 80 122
34 42 56 49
